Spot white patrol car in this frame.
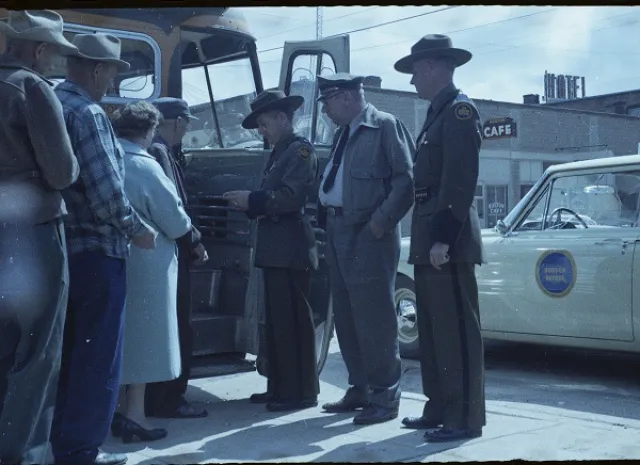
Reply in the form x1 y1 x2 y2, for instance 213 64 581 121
394 153 640 358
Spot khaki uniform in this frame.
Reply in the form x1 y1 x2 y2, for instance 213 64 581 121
248 133 320 402
409 82 486 431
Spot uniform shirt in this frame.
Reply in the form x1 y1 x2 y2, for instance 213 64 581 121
56 80 150 259
318 104 369 207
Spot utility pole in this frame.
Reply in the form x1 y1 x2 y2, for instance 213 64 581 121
316 6 323 39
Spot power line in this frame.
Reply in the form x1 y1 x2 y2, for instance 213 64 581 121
257 6 459 54
257 6 379 41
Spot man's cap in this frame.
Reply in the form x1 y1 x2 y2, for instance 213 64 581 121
68 33 130 72
317 73 365 102
152 97 199 121
242 89 303 129
394 34 471 74
0 10 78 55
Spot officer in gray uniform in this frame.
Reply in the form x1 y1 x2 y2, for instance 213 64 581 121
317 74 414 425
394 35 485 442
224 90 320 412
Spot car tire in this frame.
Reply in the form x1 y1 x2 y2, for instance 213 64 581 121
396 275 420 359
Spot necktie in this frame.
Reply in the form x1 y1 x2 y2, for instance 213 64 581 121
322 125 350 193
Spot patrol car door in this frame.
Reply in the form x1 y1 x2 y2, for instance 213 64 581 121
483 167 639 342
278 35 350 368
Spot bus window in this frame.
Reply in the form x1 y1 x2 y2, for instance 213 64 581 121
288 52 337 146
44 28 158 101
182 57 262 150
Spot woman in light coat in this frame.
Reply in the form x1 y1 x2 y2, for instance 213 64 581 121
110 101 192 443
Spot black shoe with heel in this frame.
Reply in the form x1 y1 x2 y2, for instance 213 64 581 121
118 416 168 444
110 412 126 438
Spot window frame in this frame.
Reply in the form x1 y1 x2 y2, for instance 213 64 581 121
62 23 162 103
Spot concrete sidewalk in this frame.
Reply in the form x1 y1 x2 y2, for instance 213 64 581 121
104 368 640 463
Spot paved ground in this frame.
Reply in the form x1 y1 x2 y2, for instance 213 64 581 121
104 339 640 463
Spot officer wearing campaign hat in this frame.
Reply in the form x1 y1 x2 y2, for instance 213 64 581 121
316 72 414 425
144 96 208 420
394 34 485 443
224 89 320 412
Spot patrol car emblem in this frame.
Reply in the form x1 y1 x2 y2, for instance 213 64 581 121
455 103 473 120
299 146 311 160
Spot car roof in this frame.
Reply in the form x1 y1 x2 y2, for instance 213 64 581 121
548 154 640 175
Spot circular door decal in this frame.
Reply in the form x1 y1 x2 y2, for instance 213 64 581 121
536 250 577 298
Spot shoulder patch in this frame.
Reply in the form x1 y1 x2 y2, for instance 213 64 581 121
454 102 473 120
298 145 311 161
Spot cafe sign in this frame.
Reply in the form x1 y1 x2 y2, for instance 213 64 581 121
483 117 517 140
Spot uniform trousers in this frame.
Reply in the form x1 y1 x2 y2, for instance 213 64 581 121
414 262 486 431
51 251 127 465
145 254 193 414
262 267 319 401
325 214 402 408
0 220 68 465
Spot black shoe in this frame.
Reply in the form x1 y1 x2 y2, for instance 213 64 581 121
401 416 443 429
353 404 398 425
110 413 126 438
266 399 318 412
120 417 168 444
250 391 274 404
322 389 368 413
149 402 208 419
93 450 128 465
424 427 482 442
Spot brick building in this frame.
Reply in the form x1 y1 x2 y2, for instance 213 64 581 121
539 89 640 117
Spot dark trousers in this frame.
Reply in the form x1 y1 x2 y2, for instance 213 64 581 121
51 251 127 464
263 268 319 401
414 262 486 431
145 255 193 414
0 220 68 464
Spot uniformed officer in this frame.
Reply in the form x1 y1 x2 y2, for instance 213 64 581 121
317 74 414 424
394 35 485 442
223 90 320 412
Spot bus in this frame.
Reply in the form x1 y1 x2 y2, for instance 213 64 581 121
0 7 352 377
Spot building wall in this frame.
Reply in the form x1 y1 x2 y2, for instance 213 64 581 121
544 89 640 116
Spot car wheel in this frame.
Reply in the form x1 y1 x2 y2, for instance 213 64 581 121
396 275 420 359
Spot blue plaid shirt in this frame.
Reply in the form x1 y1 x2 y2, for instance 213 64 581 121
56 80 150 258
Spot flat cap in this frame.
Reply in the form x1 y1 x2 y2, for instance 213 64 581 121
317 73 365 102
152 97 198 121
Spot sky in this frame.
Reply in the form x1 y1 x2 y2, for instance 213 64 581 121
230 5 640 104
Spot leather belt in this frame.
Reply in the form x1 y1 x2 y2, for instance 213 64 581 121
326 206 344 216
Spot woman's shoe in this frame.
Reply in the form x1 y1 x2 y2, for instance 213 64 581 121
110 412 126 438
120 417 168 444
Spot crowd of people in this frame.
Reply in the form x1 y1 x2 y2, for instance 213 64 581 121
0 8 486 465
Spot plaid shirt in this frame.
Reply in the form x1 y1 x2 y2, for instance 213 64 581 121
56 80 149 258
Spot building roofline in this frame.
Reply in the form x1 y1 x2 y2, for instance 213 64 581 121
544 88 640 105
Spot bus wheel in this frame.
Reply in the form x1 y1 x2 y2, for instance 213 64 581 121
315 299 334 375
396 275 420 359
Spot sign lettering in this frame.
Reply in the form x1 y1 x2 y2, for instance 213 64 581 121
482 117 517 140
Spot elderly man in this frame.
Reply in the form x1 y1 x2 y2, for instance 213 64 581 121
144 97 209 420
394 34 485 442
317 73 414 424
50 33 157 465
224 90 320 411
0 10 79 465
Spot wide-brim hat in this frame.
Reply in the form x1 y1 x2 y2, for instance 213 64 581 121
394 34 472 74
67 33 130 72
0 10 78 56
242 90 303 129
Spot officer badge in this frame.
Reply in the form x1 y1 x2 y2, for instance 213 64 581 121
455 103 473 120
299 146 311 160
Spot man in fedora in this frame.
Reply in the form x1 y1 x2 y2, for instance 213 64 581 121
51 33 157 465
223 90 320 411
0 10 79 465
317 73 414 424
394 34 485 442
144 97 209 420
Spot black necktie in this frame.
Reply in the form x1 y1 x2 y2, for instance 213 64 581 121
323 125 350 193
